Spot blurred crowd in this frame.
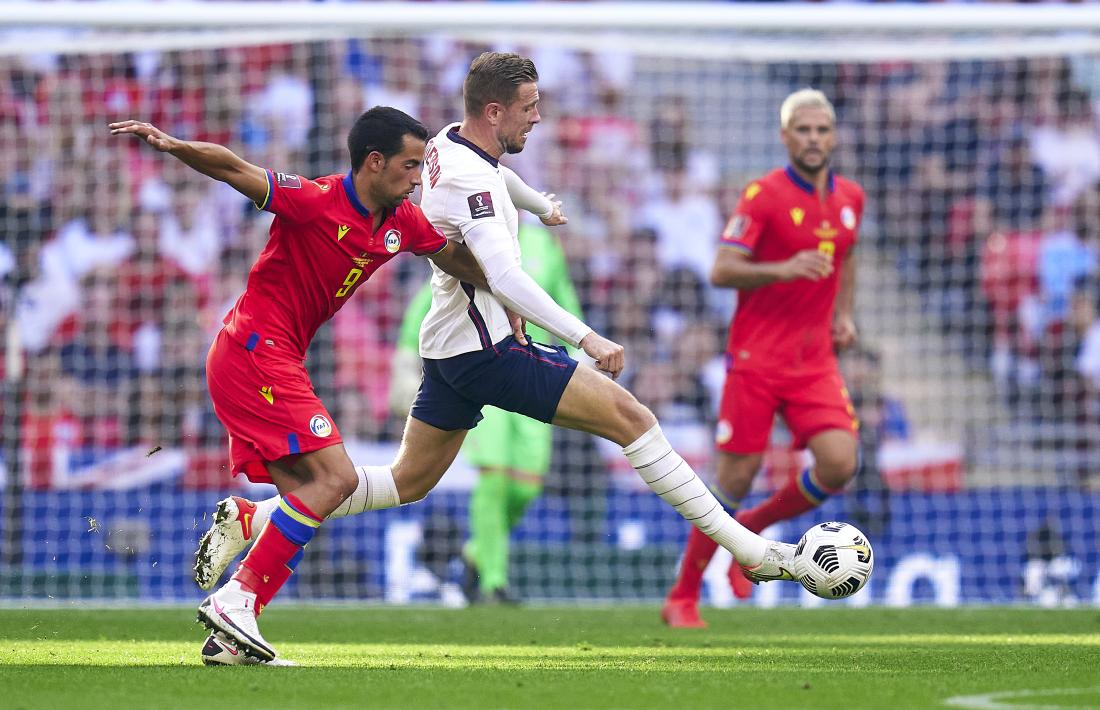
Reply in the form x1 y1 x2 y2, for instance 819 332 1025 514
2 37 1097 489
835 57 1100 442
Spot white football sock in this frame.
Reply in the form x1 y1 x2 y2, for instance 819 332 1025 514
247 465 400 533
332 465 401 517
622 424 767 567
248 497 279 538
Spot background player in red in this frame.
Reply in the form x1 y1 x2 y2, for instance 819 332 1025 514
661 89 864 628
111 107 493 661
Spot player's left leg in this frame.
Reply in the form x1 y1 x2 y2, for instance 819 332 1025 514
195 355 479 591
736 370 859 535
551 366 791 577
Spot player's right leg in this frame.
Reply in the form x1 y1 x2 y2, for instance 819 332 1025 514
663 451 761 628
550 366 792 578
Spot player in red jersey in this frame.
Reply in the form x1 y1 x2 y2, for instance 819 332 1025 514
111 107 496 661
661 89 864 628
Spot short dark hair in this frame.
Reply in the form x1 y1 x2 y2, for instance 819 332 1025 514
463 52 538 116
346 106 429 172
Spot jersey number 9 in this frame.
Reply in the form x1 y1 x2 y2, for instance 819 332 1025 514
335 268 363 298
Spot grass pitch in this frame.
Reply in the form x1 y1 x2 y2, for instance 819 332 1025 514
1 606 1098 709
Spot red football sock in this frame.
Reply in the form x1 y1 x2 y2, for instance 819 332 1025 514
737 468 843 534
666 527 720 602
231 493 321 615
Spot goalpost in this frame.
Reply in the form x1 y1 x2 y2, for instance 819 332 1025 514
1 2 1098 607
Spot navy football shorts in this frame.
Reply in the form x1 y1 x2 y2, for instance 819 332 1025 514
410 335 579 431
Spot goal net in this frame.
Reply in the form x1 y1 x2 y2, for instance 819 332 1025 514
2 2 1099 607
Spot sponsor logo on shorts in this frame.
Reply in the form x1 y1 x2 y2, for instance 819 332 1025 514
716 419 733 445
467 191 495 219
383 229 402 253
841 205 857 230
309 414 333 438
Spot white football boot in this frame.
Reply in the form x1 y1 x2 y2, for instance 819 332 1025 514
201 631 298 667
194 496 258 591
197 583 277 662
741 540 798 584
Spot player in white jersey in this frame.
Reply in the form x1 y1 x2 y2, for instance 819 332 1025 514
192 52 799 595
402 51 797 584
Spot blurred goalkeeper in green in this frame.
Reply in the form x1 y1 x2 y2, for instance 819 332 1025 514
390 219 583 604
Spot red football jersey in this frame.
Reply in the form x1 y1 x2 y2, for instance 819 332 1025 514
719 166 864 374
223 170 446 358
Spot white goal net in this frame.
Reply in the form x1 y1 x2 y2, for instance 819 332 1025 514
1 2 1099 607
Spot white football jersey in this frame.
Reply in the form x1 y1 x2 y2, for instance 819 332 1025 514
418 123 520 359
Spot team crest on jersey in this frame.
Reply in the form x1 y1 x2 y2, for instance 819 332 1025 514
716 419 733 445
841 205 857 230
723 214 749 240
468 191 495 219
274 172 301 189
383 229 402 254
309 414 333 438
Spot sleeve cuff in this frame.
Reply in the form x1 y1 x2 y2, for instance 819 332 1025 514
720 240 753 256
254 169 274 212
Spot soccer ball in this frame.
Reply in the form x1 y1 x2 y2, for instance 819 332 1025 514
793 521 874 599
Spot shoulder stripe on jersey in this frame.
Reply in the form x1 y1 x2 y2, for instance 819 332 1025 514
255 169 273 212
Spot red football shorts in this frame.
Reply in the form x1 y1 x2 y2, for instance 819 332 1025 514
205 328 343 483
715 366 857 454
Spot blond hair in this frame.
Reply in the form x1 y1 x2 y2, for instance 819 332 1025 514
780 89 835 128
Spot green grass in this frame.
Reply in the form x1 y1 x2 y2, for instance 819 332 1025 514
1 607 1099 709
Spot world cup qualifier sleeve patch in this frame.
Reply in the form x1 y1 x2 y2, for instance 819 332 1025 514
275 172 302 189
467 191 495 219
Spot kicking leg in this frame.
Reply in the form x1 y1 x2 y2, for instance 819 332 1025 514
663 451 760 627
552 367 784 575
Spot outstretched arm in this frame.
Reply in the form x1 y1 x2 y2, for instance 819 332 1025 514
109 120 268 206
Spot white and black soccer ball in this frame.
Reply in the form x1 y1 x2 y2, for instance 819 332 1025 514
793 521 874 600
